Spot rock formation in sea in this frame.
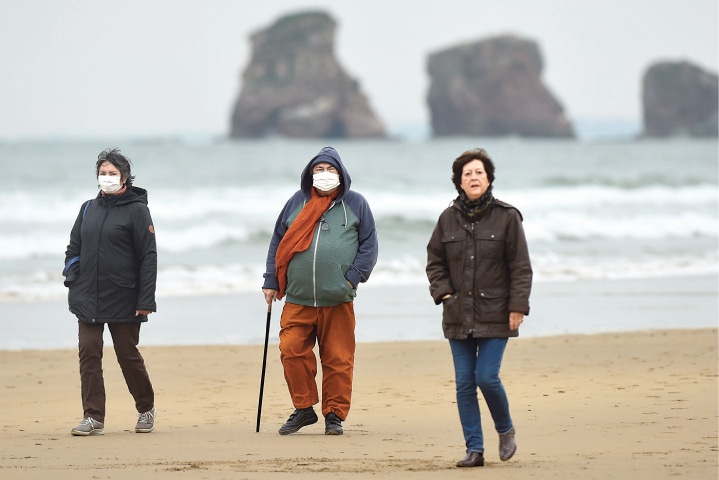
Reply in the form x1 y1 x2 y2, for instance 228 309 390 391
426 35 574 138
229 11 386 139
642 60 718 138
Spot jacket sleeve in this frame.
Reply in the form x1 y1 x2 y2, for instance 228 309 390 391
504 208 532 315
426 211 455 305
132 204 157 312
63 202 86 287
344 193 378 288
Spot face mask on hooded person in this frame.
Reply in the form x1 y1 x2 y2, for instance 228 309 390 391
313 171 341 192
98 175 122 194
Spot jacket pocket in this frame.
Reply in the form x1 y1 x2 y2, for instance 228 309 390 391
107 274 136 289
67 277 90 321
99 274 138 319
440 232 464 260
63 263 80 288
476 287 509 320
441 294 462 325
317 264 356 303
475 230 505 259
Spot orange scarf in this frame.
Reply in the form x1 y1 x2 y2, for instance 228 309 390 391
275 189 339 299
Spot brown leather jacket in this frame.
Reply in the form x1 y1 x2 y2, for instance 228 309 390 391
426 199 532 339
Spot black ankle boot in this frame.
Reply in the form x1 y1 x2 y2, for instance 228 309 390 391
456 451 484 467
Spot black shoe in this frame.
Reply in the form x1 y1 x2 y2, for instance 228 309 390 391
456 451 484 467
324 412 343 435
278 407 318 435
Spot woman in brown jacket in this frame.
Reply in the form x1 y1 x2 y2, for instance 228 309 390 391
426 148 532 468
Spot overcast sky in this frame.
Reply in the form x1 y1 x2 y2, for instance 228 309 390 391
0 0 716 139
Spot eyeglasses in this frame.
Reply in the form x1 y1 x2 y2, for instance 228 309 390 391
319 216 330 231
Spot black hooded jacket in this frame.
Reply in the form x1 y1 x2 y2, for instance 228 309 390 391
64 186 157 324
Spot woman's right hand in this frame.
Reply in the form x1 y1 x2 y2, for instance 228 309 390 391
262 288 278 305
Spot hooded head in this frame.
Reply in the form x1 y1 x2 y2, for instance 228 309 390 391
300 146 352 200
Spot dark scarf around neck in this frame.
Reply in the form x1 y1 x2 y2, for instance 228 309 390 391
455 186 494 222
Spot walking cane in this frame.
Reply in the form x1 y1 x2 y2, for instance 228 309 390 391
256 300 272 432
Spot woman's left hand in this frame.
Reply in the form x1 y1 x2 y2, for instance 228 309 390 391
136 310 152 317
509 312 524 331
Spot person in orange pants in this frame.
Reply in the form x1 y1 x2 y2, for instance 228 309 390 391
262 146 378 435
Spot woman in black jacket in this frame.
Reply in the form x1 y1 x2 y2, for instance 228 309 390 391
426 148 532 468
64 148 157 436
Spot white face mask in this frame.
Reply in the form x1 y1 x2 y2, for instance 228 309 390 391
313 171 340 192
98 175 122 193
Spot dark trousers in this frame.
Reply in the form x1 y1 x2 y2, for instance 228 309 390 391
78 321 154 422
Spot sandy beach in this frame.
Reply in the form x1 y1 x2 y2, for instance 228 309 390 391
1 327 716 479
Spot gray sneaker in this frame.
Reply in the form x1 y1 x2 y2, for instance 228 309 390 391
135 407 156 433
71 417 104 436
499 426 517 461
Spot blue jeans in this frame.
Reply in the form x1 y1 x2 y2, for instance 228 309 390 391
449 337 513 453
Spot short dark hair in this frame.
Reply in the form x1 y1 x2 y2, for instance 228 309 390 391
96 148 134 187
451 148 495 194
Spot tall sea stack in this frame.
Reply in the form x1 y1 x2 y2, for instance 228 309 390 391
642 60 718 138
229 11 386 139
427 35 574 138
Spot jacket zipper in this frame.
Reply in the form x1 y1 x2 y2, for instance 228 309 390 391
311 202 335 307
468 222 475 334
93 208 109 323
312 223 322 307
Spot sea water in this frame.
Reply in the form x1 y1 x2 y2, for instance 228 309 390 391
0 137 717 348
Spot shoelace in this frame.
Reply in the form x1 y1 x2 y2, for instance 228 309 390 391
137 410 155 423
80 417 98 427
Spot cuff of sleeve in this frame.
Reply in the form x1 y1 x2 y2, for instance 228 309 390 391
345 270 360 289
262 274 279 290
509 302 529 315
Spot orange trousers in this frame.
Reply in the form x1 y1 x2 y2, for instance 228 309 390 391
278 302 356 420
